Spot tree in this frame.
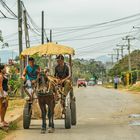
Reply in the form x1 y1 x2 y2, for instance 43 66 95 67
72 58 106 84
15 56 20 61
108 50 140 77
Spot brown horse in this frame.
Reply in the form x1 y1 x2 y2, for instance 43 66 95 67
37 73 56 133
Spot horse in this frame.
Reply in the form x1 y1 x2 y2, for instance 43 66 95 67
36 73 56 134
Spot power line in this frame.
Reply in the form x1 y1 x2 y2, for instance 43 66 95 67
26 12 140 37
20 1 41 39
47 12 140 31
0 9 6 17
4 34 41 43
55 30 136 42
21 2 41 33
122 35 136 71
53 18 140 41
0 0 17 18
0 16 17 20
75 37 120 51
76 51 109 57
2 39 41 48
0 8 17 20
53 16 140 37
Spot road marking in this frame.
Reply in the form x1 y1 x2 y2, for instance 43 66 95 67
128 114 140 118
129 120 140 126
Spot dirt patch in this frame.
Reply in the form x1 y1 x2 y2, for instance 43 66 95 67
0 99 24 140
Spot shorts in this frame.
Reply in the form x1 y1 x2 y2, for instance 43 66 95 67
25 80 33 96
0 95 8 108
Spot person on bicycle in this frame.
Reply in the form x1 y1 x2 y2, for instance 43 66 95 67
54 54 72 98
21 57 40 101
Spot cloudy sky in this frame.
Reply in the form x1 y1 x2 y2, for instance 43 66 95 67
1 0 140 62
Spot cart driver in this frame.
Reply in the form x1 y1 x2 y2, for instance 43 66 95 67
54 54 72 98
21 57 40 101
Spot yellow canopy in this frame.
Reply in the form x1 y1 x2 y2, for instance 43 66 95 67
21 42 75 57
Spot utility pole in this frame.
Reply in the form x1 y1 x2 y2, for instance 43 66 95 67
50 29 52 42
23 9 30 66
23 10 30 48
18 0 24 98
122 36 135 72
114 48 120 62
41 11 44 44
120 46 124 59
48 29 52 74
116 44 128 59
116 49 119 62
41 11 48 69
108 54 116 65
17 0 23 75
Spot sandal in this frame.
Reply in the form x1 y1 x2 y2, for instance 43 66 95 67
3 121 9 125
2 122 9 127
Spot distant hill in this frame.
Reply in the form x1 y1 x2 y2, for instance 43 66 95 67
0 50 18 63
95 55 111 63
109 50 140 76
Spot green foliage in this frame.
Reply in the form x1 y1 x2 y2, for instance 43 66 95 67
32 54 48 69
14 56 20 62
0 130 7 139
129 86 140 92
109 50 140 76
8 66 21 97
0 122 18 140
72 58 105 83
9 122 18 130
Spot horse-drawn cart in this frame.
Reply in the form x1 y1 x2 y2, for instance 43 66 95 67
21 43 76 133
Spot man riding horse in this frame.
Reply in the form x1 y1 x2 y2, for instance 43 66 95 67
21 55 73 133
54 54 73 99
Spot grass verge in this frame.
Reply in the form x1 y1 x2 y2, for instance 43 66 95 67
0 121 19 140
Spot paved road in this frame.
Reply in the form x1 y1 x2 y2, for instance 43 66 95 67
4 86 140 140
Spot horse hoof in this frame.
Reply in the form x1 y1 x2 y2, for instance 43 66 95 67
48 128 54 133
41 128 46 134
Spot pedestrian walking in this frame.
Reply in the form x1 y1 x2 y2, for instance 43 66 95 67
114 75 119 89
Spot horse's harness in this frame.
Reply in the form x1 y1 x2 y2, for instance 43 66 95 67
37 75 65 98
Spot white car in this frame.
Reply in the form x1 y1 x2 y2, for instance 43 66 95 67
97 80 102 85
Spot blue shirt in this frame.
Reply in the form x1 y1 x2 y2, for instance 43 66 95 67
26 65 39 81
114 77 119 84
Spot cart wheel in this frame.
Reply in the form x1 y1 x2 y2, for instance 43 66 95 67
71 98 76 125
65 106 71 129
23 102 32 129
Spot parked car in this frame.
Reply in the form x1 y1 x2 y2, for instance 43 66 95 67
88 79 96 86
77 78 87 88
97 80 103 85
